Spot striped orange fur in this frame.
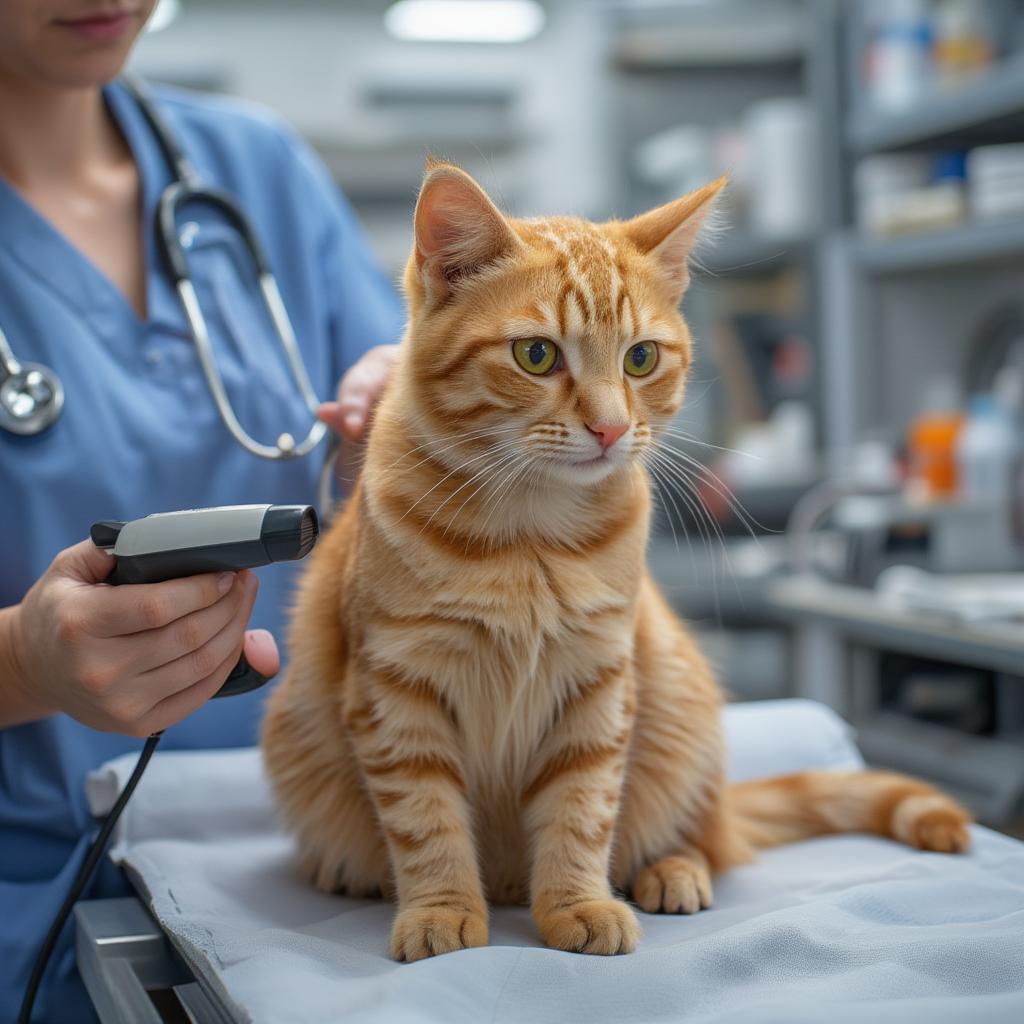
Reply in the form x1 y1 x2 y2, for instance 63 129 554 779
261 164 970 961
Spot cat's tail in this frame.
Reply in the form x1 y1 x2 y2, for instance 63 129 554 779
724 769 972 856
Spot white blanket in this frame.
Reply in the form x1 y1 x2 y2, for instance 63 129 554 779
86 700 1024 1024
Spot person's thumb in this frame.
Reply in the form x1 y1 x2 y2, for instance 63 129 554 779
55 538 116 585
243 629 280 679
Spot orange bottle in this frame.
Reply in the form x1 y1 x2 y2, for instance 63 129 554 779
908 411 965 497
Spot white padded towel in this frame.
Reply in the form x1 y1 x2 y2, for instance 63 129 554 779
86 699 1024 1024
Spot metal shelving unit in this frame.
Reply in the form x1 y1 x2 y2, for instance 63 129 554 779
768 576 1024 676
821 6 1024 452
778 2 1024 825
854 714 1024 822
613 19 805 71
848 54 1024 154
854 218 1024 274
766 575 1024 823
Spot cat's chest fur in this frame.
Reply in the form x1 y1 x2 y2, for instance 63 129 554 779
359 503 643 792
456 548 636 784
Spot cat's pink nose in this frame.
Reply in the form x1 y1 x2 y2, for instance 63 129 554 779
586 422 629 450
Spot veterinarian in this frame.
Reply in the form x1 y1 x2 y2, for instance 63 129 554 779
0 3 403 1020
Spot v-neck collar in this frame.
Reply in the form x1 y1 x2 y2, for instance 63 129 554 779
0 79 186 336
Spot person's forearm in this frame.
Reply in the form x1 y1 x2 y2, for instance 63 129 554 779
0 605 51 727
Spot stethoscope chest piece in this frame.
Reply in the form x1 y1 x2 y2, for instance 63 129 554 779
0 326 65 436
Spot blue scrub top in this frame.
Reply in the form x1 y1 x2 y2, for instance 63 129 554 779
0 81 404 1022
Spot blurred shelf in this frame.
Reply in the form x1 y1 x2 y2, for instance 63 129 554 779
855 713 1024 823
313 131 529 203
848 56 1024 154
611 1 807 71
854 219 1024 274
696 234 810 278
767 575 1024 675
614 29 804 71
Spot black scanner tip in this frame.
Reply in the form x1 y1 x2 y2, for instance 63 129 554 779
90 521 125 549
261 505 319 563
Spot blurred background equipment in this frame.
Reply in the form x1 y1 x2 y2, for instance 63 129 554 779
132 0 1024 834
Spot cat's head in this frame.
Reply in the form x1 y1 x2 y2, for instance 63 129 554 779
400 161 723 487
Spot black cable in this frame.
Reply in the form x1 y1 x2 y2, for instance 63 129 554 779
18 732 164 1024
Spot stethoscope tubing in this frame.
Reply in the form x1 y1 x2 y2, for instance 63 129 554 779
0 77 341 509
130 78 330 463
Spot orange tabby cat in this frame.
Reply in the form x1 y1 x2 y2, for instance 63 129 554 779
261 163 970 962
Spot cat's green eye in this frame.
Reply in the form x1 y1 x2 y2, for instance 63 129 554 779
624 342 658 377
513 338 559 375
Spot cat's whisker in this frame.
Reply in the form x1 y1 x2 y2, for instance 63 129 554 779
656 426 763 460
639 453 690 561
652 442 768 540
400 437 525 524
674 377 717 414
392 423 507 454
651 442 765 536
440 449 526 531
649 447 731 555
475 451 537 540
648 445 754 615
644 451 709 562
389 425 521 475
472 449 535 524
649 450 727 581
428 446 527 537
394 420 518 454
645 448 728 616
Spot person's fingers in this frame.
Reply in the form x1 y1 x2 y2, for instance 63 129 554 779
338 405 368 441
243 628 280 678
142 610 278 736
140 641 245 736
120 572 250 674
134 573 258 703
316 399 356 437
54 539 116 585
316 400 342 424
86 570 237 638
318 401 367 441
318 399 368 440
328 344 400 441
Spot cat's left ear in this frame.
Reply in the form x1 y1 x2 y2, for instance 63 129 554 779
621 177 727 301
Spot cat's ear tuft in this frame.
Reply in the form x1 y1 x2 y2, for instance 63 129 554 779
622 177 727 301
413 163 521 303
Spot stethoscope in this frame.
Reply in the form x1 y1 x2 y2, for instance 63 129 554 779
0 77 339 506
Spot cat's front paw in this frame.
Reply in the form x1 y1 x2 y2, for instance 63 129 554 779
390 905 489 962
535 898 640 955
633 854 713 914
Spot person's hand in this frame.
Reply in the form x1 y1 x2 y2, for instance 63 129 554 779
5 539 280 736
317 344 401 442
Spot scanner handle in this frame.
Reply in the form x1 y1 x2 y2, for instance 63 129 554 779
215 652 269 699
93 524 274 700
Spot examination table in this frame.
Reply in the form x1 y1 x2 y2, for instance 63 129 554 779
79 699 1024 1023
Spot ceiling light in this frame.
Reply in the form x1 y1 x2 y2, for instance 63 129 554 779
385 1 546 44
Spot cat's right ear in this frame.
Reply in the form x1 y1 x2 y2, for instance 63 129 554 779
621 177 726 302
413 163 521 304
